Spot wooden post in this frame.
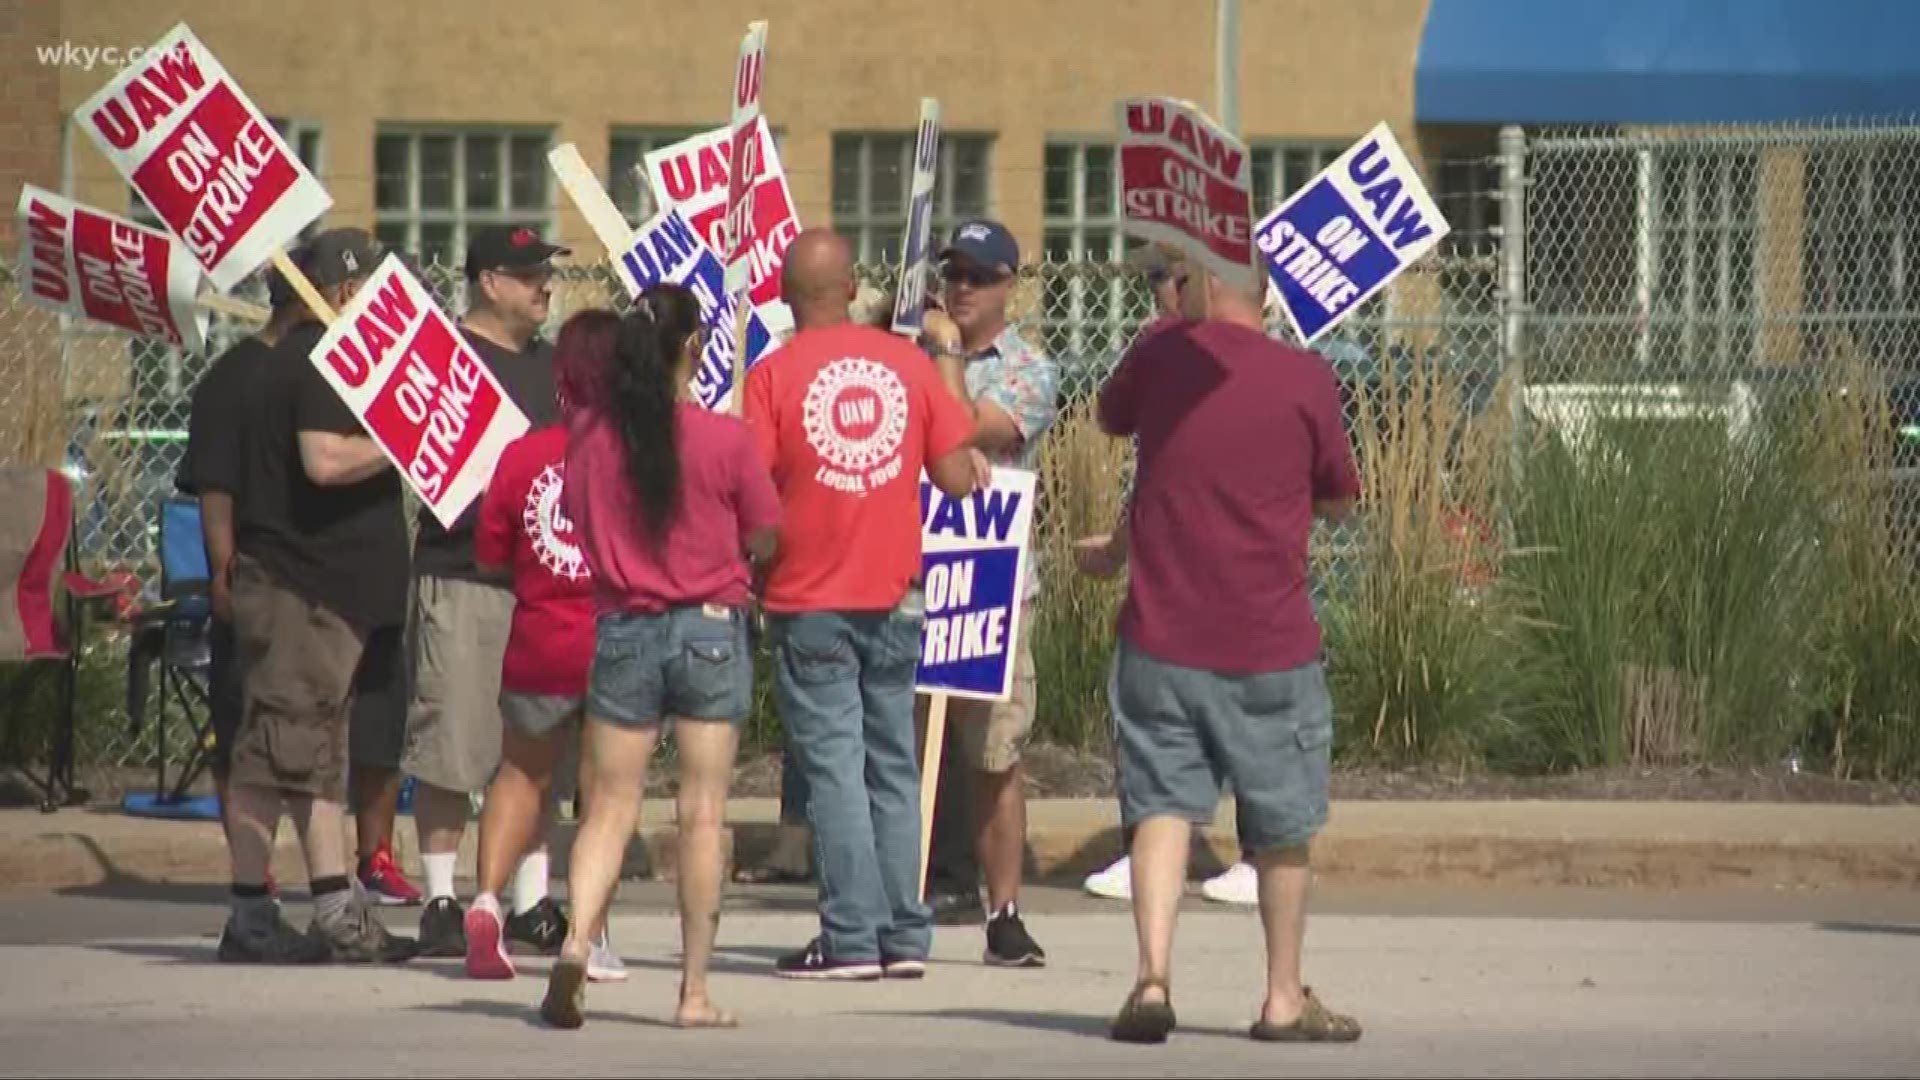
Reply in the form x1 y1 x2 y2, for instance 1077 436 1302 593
916 691 950 901
193 291 270 323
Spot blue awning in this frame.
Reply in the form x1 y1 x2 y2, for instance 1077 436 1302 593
1415 0 1920 124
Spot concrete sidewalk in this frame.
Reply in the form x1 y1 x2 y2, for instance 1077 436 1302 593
5 797 1917 894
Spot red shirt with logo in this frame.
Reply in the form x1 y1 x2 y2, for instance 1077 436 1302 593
743 323 974 614
474 425 596 697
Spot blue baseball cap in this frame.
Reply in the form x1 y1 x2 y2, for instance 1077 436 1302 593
940 219 1019 275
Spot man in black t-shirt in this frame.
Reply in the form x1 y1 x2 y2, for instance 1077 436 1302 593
220 228 417 965
403 224 570 958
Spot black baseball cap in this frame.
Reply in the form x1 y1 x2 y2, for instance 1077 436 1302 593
940 219 1019 275
263 249 301 308
302 227 387 288
465 225 570 281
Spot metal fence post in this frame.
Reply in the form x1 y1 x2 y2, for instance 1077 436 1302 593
1498 124 1530 466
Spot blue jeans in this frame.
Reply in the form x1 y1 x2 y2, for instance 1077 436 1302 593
769 593 930 963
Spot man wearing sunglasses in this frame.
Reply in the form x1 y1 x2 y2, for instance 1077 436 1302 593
918 219 1061 969
403 225 573 961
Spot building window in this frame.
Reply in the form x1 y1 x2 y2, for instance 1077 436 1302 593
373 127 554 270
831 132 992 263
1806 144 1920 367
1648 149 1758 369
1249 142 1346 217
1039 139 1147 368
609 127 710 227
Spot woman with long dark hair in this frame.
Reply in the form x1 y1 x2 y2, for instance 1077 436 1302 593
543 285 781 1031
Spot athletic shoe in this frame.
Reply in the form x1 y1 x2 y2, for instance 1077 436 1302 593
881 955 927 980
417 896 466 958
1200 862 1259 906
312 901 420 964
505 897 568 956
357 846 424 907
774 938 882 981
463 893 514 980
217 911 330 965
1083 856 1132 901
587 928 627 983
983 903 1046 968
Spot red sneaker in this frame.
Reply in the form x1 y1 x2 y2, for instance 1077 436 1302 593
358 846 424 907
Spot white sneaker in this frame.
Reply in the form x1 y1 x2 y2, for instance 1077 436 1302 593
1199 862 1259 906
587 928 627 983
1083 856 1132 901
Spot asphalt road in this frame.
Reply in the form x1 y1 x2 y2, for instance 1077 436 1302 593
2 882 1918 1077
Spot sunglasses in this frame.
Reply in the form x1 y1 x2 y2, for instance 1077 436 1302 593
940 262 1009 288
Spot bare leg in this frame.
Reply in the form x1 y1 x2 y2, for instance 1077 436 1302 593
1254 845 1311 1024
560 719 658 967
414 782 471 875
476 726 560 899
351 765 402 865
974 763 1027 912
226 783 284 886
287 794 350 881
673 719 741 1028
1128 816 1190 1005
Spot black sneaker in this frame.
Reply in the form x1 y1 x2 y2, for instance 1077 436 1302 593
984 903 1046 968
217 912 331 964
927 888 983 927
881 955 927 980
312 902 421 964
505 897 568 956
774 938 883 981
417 896 466 958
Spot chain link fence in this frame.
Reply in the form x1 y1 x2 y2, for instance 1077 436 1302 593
4 118 1916 777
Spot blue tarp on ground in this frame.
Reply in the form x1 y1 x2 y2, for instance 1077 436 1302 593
1415 0 1920 124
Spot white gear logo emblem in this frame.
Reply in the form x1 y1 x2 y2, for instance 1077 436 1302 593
524 465 589 582
802 358 910 476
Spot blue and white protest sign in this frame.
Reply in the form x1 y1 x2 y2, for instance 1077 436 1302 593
1255 122 1450 345
915 469 1036 701
615 206 776 412
891 98 941 338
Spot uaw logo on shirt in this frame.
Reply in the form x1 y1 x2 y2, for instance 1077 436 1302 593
802 357 910 496
523 464 590 581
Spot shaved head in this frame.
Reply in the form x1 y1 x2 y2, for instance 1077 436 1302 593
782 229 857 328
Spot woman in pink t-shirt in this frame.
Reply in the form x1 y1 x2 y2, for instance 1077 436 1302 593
541 285 781 1032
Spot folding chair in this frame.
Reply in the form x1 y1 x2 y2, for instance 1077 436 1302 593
122 496 222 819
0 466 123 812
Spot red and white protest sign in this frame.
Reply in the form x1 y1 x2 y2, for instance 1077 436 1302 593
76 23 331 294
1118 97 1256 292
16 185 211 354
723 21 768 296
645 118 800 315
309 256 530 528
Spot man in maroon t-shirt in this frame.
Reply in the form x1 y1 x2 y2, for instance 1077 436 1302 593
1085 260 1364 1046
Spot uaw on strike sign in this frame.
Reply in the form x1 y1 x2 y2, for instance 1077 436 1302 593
915 471 1036 701
16 185 211 355
76 24 330 294
1119 97 1256 291
309 257 530 528
645 118 800 324
615 207 776 412
1257 123 1450 344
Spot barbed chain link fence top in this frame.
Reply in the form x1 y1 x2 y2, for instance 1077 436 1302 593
4 118 1916 772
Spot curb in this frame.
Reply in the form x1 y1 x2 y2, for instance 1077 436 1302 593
6 801 1918 895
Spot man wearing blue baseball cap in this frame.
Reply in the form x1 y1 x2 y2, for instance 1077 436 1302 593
918 218 1061 969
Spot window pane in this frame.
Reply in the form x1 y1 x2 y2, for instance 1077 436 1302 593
510 134 547 209
609 137 642 215
465 134 501 210
374 220 410 255
297 129 322 171
1082 227 1115 261
1043 227 1076 262
375 134 410 210
1084 145 1115 218
1282 149 1319 198
419 135 454 211
832 135 863 216
872 225 903 264
420 222 454 267
869 134 907 217
949 136 989 217
1044 145 1074 218
1251 152 1275 213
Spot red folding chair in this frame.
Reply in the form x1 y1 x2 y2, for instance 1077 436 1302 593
1 466 128 812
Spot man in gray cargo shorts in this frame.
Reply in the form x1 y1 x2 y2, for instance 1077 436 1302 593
1082 257 1364 1045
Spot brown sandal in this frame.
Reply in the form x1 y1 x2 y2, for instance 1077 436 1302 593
1250 987 1362 1043
1109 980 1176 1044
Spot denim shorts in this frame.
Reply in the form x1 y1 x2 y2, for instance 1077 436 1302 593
585 605 752 729
1110 640 1334 855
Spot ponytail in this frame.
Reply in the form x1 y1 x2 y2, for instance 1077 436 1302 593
609 284 702 545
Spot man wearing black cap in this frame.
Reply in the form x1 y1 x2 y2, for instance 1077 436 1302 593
221 227 417 964
917 218 1061 968
403 224 570 959
177 256 310 871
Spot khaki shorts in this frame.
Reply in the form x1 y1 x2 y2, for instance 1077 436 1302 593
400 575 514 793
921 605 1038 774
228 555 365 800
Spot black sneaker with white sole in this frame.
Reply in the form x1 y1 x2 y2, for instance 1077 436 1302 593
774 938 883 981
505 897 569 956
984 903 1046 968
417 896 466 958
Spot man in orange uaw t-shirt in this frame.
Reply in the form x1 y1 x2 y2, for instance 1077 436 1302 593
744 230 989 980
